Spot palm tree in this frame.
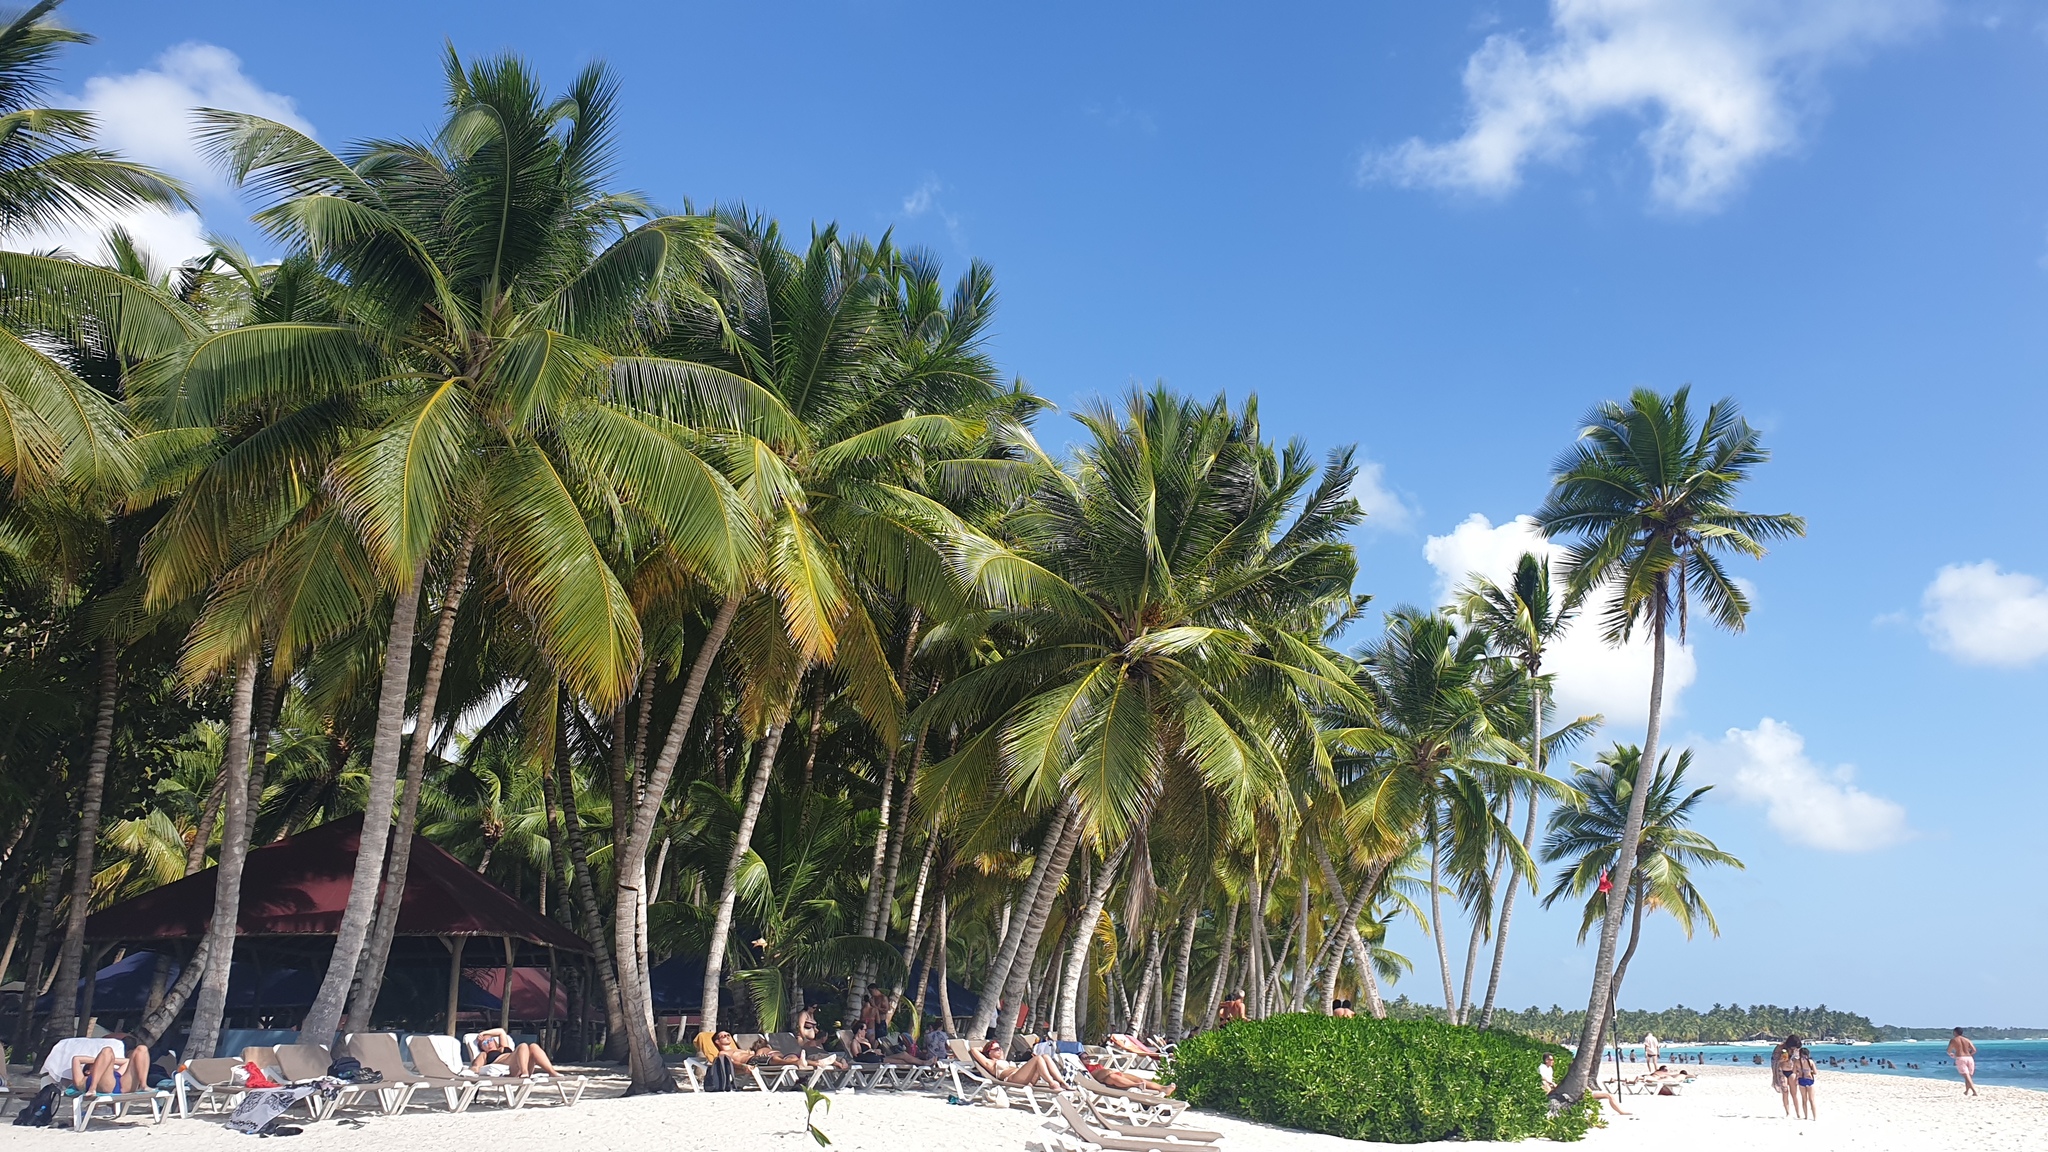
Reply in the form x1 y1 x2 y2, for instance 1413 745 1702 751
1328 608 1549 1018
920 386 1364 1043
1453 552 1587 1027
1542 744 1741 1047
165 51 761 1043
1535 386 1802 1096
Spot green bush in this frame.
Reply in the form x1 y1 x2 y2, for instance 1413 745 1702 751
1162 1013 1601 1143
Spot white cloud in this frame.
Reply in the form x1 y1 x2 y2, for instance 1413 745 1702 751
1366 0 1938 211
3 43 307 265
1422 512 1697 727
1352 459 1415 532
902 179 940 217
1704 718 1910 852
1918 560 2048 667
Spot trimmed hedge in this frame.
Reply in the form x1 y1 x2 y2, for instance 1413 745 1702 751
1162 1013 1600 1143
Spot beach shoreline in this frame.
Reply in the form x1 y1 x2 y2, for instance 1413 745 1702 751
10 1061 2047 1151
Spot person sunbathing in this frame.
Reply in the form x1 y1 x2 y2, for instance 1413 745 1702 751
750 1038 841 1069
1082 1060 1177 1096
1106 1033 1163 1059
69 1035 151 1095
972 1039 1068 1091
1540 1054 1627 1115
849 1025 933 1067
471 1028 562 1077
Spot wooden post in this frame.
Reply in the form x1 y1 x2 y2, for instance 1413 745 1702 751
499 937 514 1031
443 936 467 1036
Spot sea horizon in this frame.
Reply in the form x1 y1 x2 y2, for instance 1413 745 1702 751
1602 1038 2048 1093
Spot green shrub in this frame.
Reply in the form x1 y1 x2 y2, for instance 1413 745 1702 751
1162 1013 1601 1143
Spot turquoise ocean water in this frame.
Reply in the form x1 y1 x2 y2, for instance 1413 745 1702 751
1605 1039 2048 1092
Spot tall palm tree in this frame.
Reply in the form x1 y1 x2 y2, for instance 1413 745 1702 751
163 51 761 1042
1453 551 1587 1027
1535 386 1802 1096
920 386 1364 1043
1328 608 1549 1018
1541 744 1741 1044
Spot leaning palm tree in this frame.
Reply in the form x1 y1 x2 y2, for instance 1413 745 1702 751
919 386 1366 1044
1453 552 1587 1027
1327 608 1551 1019
1541 744 1741 1046
158 52 763 1050
1535 386 1802 1097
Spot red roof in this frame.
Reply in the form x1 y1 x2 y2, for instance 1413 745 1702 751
84 814 591 954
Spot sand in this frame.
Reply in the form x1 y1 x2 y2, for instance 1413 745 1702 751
8 1061 2045 1150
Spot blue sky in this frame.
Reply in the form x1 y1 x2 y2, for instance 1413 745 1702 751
32 1 2048 1026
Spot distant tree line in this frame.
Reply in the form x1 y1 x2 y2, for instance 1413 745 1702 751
1374 998 2045 1043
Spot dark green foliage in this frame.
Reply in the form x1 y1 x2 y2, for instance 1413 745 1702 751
1421 998 1883 1044
1164 1013 1598 1143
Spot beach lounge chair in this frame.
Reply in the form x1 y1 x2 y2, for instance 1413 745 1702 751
413 1036 531 1109
274 1041 395 1118
343 1032 477 1113
1078 1073 1188 1122
1054 1096 1220 1152
454 1033 588 1106
1078 1092 1222 1141
173 1057 247 1116
941 1038 1048 1113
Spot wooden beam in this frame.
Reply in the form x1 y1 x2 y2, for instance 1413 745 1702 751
444 936 467 1035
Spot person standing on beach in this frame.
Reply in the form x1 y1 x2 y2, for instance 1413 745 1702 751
1643 1032 1661 1070
1772 1036 1801 1117
1947 1028 1979 1096
1795 1047 1817 1120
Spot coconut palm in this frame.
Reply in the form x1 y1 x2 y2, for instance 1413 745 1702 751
159 51 766 1043
918 386 1365 1042
1541 744 1741 1046
1454 551 1586 1027
1327 608 1554 1018
1535 386 1802 1096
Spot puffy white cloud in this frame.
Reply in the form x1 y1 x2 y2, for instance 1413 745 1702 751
1704 718 1910 852
1422 512 1696 728
3 43 307 265
1367 0 1938 211
1918 560 2048 667
1352 459 1415 532
902 178 940 217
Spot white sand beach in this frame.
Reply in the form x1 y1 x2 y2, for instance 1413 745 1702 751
10 1064 2045 1151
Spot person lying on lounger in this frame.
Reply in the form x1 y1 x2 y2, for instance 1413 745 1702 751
1106 1033 1163 1060
69 1035 151 1095
471 1028 563 1077
749 1038 842 1069
972 1039 1069 1091
1082 1059 1177 1095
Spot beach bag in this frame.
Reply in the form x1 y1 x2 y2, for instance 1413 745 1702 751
226 1087 314 1135
12 1083 58 1127
921 1029 951 1062
702 1055 736 1092
325 1057 380 1085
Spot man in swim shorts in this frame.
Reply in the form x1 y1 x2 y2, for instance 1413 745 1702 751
1947 1027 1978 1096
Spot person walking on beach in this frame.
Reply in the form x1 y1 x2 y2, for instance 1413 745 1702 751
1643 1032 1661 1070
1771 1036 1801 1117
1948 1028 1978 1096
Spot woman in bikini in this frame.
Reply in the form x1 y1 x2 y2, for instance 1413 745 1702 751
971 1039 1069 1090
1771 1036 1801 1116
470 1027 563 1077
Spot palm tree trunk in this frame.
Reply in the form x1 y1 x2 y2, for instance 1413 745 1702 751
1288 882 1310 1012
1602 880 1649 1048
851 616 923 1007
136 937 207 1046
876 729 928 938
615 592 739 1093
698 717 787 1035
43 638 118 1043
1131 930 1162 1034
935 892 954 1033
1312 854 1387 1014
1429 807 1456 1018
1165 895 1201 1036
550 692 631 1061
185 777 223 874
12 858 61 1052
798 678 824 793
1480 683 1544 1029
994 805 1083 1046
187 655 260 1059
303 560 427 1040
351 533 476 1024
1563 588 1667 1099
1351 930 1386 1018
1056 840 1131 1037
1199 899 1237 1031
967 801 1074 1041
1459 797 1510 1024
888 839 938 1002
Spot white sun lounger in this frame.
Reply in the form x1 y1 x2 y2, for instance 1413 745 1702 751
1054 1095 1220 1151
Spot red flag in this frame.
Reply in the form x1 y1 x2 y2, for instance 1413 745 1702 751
1597 869 1613 894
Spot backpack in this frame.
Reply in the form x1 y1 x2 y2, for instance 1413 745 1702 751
325 1056 380 1084
12 1083 58 1127
702 1054 736 1092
